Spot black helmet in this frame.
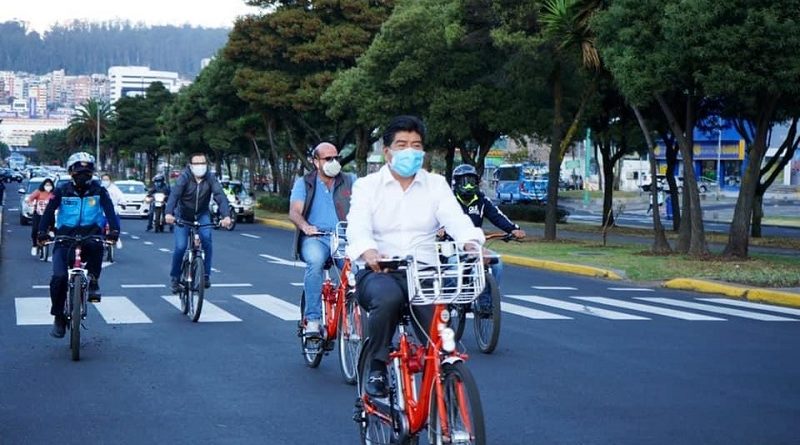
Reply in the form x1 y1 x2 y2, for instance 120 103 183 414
153 174 165 183
452 164 480 201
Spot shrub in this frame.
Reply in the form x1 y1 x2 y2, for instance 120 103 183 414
257 194 290 213
498 203 570 223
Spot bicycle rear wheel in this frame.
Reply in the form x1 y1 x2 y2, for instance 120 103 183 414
299 291 323 368
338 293 363 384
188 256 205 322
450 304 468 342
473 275 501 354
428 361 486 445
106 244 114 263
69 274 83 361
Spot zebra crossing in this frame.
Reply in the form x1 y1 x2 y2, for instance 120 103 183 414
12 287 800 326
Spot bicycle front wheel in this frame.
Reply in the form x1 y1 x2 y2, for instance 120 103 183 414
69 274 83 361
428 361 486 445
188 256 205 322
338 293 363 384
473 275 501 354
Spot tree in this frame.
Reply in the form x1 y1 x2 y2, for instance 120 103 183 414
67 99 111 168
0 141 10 160
30 129 72 164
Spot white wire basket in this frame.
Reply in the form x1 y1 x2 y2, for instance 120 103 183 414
330 221 349 259
406 241 486 306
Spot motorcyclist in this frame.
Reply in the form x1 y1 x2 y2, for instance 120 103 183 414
445 164 526 314
146 174 171 232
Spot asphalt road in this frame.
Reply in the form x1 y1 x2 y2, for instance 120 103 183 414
1 207 799 444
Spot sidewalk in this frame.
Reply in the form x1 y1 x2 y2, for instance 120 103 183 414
255 214 800 309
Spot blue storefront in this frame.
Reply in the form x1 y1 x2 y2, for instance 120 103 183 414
654 127 746 191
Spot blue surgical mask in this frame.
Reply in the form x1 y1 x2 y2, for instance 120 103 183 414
390 148 424 178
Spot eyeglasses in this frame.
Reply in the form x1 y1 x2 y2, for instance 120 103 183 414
317 156 340 162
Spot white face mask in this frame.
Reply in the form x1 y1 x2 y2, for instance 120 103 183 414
322 159 342 177
191 164 208 178
44 185 53 192
101 180 111 188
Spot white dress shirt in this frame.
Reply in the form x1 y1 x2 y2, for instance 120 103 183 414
346 165 485 265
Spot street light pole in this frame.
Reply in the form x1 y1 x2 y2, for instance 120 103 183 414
96 102 101 170
717 128 722 200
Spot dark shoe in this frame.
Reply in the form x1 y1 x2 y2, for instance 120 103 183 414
204 275 211 289
170 277 181 294
88 277 101 303
50 316 66 338
145 226 153 232
365 370 388 398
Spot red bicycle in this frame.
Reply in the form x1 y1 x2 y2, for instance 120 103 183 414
298 222 366 384
354 241 487 445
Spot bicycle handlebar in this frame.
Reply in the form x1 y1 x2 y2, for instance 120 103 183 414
44 234 113 246
173 218 220 228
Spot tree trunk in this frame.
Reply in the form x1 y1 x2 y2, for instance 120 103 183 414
664 139 681 232
601 150 615 227
264 115 282 195
750 192 764 238
444 143 456 185
632 105 671 253
354 126 370 176
751 117 799 238
545 64 564 240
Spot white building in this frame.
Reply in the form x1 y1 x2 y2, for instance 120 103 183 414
0 117 69 147
108 66 181 103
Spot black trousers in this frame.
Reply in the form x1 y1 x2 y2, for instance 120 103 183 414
49 240 103 316
31 213 41 247
356 270 433 366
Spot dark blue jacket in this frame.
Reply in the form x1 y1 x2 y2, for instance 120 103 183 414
39 180 119 236
165 167 230 222
457 191 519 233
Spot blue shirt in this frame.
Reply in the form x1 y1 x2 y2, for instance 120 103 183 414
290 175 339 232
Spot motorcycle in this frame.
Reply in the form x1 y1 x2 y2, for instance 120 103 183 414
152 192 167 233
210 198 236 231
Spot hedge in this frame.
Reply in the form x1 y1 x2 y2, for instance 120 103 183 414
257 195 290 213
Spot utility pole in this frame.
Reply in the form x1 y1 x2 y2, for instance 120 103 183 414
96 102 101 170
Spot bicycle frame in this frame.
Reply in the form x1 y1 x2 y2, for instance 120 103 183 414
67 242 89 320
321 256 354 340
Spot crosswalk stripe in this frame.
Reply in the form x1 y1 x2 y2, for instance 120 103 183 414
94 297 152 324
532 286 577 290
211 283 253 288
233 294 300 321
608 287 655 292
573 297 725 321
501 302 572 320
121 284 165 288
636 298 799 321
15 298 53 325
697 298 800 317
161 296 242 322
506 295 649 320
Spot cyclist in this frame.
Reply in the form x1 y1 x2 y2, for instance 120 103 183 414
101 173 125 248
346 116 485 398
38 152 119 338
289 142 355 339
221 180 237 203
27 177 55 256
447 163 526 314
145 174 171 231
164 152 231 293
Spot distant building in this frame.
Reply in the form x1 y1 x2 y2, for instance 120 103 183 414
108 66 181 103
0 117 69 147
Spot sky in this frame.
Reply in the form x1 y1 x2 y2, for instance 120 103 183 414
1 0 262 33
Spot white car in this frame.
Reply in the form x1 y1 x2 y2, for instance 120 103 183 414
18 177 70 225
116 180 149 218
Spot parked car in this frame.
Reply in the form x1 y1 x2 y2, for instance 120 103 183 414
18 177 46 225
1 167 24 183
115 180 149 218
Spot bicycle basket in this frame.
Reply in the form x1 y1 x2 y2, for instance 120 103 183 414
330 221 349 259
406 241 486 305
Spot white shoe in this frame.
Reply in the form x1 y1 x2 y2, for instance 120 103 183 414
31 247 37 256
304 320 321 337
116 239 122 249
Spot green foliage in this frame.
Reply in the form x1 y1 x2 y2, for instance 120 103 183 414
498 203 570 223
0 141 9 159
30 129 72 164
0 21 229 76
257 194 290 213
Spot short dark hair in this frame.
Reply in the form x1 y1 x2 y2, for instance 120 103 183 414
382 115 426 147
189 152 207 163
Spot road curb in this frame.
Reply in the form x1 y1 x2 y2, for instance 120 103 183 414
503 254 624 280
663 278 800 308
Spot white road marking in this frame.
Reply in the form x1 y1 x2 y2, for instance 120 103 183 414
94 297 152 324
161 296 242 322
532 286 578 290
608 287 655 292
143 241 153 245
101 261 114 268
241 233 261 239
121 284 165 289
211 283 253 288
698 298 800 317
501 302 572 320
131 235 141 240
573 297 725 321
15 298 53 325
158 248 171 253
7 208 20 211
636 298 798 321
32 285 49 289
259 254 305 268
233 294 300 321
290 282 303 287
121 231 129 235
211 268 221 273
506 295 649 320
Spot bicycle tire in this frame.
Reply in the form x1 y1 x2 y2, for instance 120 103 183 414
428 361 486 445
69 274 83 361
299 291 323 368
338 293 362 385
450 304 467 343
473 275 501 354
106 244 114 263
189 256 205 322
357 338 401 445
226 209 237 231
179 257 190 314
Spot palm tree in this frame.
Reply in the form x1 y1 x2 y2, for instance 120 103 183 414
68 99 112 169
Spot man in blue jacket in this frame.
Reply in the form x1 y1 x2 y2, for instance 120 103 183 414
38 152 120 338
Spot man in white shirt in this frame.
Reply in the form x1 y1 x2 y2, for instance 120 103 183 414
346 115 485 398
